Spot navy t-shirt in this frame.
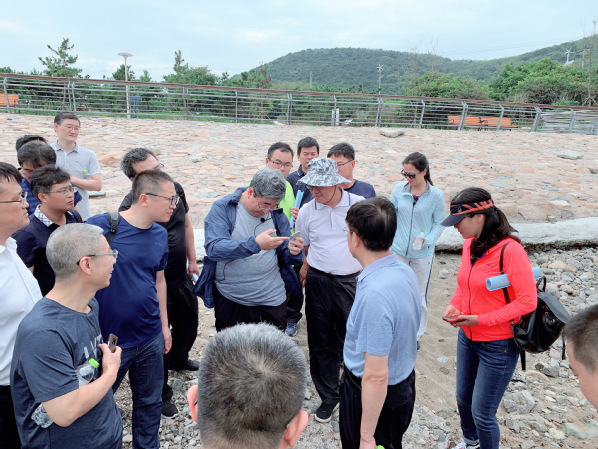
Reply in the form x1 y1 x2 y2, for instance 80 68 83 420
86 213 169 348
344 180 376 198
11 297 122 449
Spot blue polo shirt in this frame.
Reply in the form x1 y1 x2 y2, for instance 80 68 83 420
343 254 421 385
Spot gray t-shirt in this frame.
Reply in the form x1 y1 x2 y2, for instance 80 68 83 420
215 203 286 306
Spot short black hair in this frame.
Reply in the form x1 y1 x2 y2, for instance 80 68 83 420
564 305 598 373
17 141 57 168
121 148 159 179
54 112 80 125
0 162 22 191
327 142 355 160
31 165 71 199
131 170 174 205
266 142 293 159
346 197 396 252
297 137 319 155
16 135 47 152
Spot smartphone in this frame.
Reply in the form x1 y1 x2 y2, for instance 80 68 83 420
108 334 118 353
290 231 301 241
443 317 458 322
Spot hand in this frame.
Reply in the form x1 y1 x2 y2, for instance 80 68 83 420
290 207 299 220
98 343 121 380
413 236 426 244
288 236 304 256
442 305 461 327
255 228 288 251
187 260 200 278
299 263 309 287
163 327 172 354
451 315 478 327
359 435 377 449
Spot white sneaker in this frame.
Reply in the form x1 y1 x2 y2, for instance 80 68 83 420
451 439 480 449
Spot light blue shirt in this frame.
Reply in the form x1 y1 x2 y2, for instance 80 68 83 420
343 254 421 385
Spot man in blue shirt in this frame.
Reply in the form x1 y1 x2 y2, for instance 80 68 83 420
340 197 420 449
327 142 376 198
87 170 174 449
286 137 320 209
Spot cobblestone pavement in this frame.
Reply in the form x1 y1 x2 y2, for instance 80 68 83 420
1 114 597 228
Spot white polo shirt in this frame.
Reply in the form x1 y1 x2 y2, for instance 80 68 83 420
295 189 364 275
0 238 42 385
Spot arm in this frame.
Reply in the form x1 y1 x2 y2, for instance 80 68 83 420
360 354 389 449
156 270 172 354
70 173 102 191
43 344 121 427
425 190 446 245
185 214 200 277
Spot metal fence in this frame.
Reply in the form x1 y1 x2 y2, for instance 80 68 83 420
2 73 598 133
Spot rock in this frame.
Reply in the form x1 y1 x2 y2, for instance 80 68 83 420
437 356 448 363
503 390 536 414
435 407 456 420
379 129 404 138
534 361 559 378
438 269 450 279
432 428 446 442
565 419 598 439
549 260 575 272
123 434 133 443
548 427 565 440
590 167 598 174
557 151 583 160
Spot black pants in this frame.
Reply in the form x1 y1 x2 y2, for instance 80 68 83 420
163 276 199 400
213 285 286 332
339 370 416 449
285 265 304 324
305 267 357 405
0 385 21 449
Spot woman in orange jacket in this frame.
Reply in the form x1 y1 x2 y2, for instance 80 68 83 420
441 187 537 449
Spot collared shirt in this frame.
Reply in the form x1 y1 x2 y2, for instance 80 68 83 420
295 189 364 275
33 205 75 227
343 254 420 385
51 141 101 220
0 238 42 385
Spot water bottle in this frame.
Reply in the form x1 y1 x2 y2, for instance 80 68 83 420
412 229 425 250
82 169 91 179
32 403 53 428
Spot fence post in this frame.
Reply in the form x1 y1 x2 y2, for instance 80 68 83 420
531 106 542 132
3 77 11 114
331 96 337 126
459 101 468 130
70 79 77 113
183 87 189 120
497 104 505 130
568 109 577 132
418 99 426 129
234 90 238 123
375 96 383 127
286 93 292 125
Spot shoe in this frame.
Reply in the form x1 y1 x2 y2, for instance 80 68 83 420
285 322 298 337
171 359 200 372
451 439 480 449
417 341 420 352
161 400 179 419
314 402 338 423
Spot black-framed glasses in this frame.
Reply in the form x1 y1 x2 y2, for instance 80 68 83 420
268 158 293 169
76 249 119 265
145 193 180 207
306 185 324 192
336 160 353 168
0 191 27 206
252 193 279 211
401 169 421 179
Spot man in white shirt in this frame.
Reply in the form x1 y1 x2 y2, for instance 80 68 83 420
51 112 102 220
294 158 364 424
0 162 42 448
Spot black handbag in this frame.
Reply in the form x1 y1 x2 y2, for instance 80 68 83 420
499 244 571 370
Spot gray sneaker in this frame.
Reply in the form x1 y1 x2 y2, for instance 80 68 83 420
314 402 338 423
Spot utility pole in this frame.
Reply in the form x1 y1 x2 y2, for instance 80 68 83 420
377 64 383 94
310 71 313 90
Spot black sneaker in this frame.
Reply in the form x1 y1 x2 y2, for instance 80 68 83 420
161 400 179 419
171 359 200 372
314 402 338 423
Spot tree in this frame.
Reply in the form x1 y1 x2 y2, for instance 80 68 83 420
405 71 490 100
222 64 272 89
138 70 152 83
38 38 83 78
163 50 217 85
112 64 135 81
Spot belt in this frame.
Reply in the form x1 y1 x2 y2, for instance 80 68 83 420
344 366 415 392
309 266 360 279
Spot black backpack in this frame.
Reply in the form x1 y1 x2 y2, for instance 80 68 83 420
105 211 121 245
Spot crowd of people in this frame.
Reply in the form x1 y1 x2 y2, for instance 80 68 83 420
1 112 597 449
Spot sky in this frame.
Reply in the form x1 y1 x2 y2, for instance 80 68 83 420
1 0 597 81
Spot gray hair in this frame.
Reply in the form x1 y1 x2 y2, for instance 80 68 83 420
47 223 104 281
197 322 308 449
249 167 286 201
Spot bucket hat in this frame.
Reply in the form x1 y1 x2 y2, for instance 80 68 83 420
297 158 350 187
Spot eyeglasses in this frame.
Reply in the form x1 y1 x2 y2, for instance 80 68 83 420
306 186 324 192
61 124 80 132
145 193 180 207
0 191 27 206
254 195 280 211
49 186 75 195
154 163 165 171
336 160 353 168
76 249 119 265
268 159 293 169
401 170 421 179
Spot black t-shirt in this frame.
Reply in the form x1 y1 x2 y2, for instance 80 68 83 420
119 181 190 283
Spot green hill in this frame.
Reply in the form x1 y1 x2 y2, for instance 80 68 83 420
266 37 593 95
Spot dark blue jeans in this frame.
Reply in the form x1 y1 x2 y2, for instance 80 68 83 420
113 332 164 449
456 329 519 449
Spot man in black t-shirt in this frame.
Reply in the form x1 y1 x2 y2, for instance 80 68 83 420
119 148 199 419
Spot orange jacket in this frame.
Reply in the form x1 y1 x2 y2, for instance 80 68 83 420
450 237 538 341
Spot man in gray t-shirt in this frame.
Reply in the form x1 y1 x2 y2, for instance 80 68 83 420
197 168 305 332
51 112 102 220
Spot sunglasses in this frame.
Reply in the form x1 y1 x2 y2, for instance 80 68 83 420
401 170 421 179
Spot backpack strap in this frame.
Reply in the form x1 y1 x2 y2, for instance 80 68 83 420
105 211 121 246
